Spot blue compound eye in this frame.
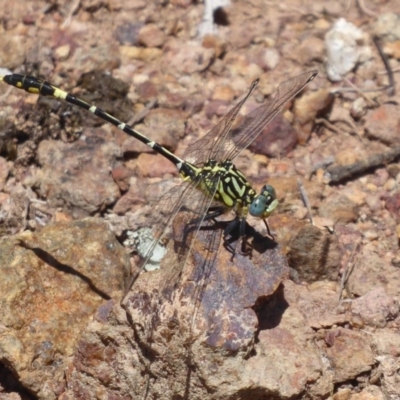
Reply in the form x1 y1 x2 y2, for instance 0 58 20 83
249 195 267 217
249 184 278 218
262 184 276 199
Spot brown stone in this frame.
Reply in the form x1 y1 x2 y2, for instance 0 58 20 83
0 218 129 398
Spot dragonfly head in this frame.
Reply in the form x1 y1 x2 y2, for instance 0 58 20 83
249 184 278 219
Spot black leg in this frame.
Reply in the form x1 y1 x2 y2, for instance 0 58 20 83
263 219 275 241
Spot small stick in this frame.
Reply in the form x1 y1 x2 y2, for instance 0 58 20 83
356 0 375 17
338 242 361 301
342 77 378 107
315 118 342 135
377 66 400 75
315 117 358 137
373 35 396 96
297 179 314 225
331 86 389 94
325 146 400 183
310 156 335 177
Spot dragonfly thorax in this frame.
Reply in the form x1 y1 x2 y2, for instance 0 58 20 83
180 159 278 219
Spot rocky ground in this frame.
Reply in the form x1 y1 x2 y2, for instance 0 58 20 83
1 0 400 399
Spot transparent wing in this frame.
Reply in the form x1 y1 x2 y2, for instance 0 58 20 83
122 179 198 299
161 174 222 299
183 70 317 165
182 80 259 166
175 217 223 332
220 70 317 161
122 172 221 302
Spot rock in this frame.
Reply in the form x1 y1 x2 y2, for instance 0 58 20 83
134 152 177 178
140 108 187 152
139 23 166 48
163 38 215 75
211 84 235 102
0 185 37 235
325 328 375 382
347 244 400 298
349 386 386 400
248 114 298 158
0 218 130 399
384 40 400 59
0 156 9 190
247 47 280 71
294 88 333 144
250 304 323 398
318 194 358 223
120 45 162 61
114 21 144 45
35 131 121 216
351 288 399 328
111 164 134 192
372 330 400 356
287 225 341 283
385 191 400 223
297 36 325 65
205 99 230 119
227 25 256 49
0 32 26 69
374 355 400 398
135 80 159 102
202 34 227 58
60 213 291 399
373 13 400 42
325 18 372 81
365 104 400 145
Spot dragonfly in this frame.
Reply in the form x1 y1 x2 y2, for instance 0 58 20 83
0 70 317 303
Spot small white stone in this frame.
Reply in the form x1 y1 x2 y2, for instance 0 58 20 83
325 18 372 81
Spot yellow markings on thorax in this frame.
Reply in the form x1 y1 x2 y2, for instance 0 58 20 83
229 175 247 198
218 179 234 207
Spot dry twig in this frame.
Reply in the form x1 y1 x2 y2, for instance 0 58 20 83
325 146 400 183
297 179 314 225
373 36 396 97
339 242 361 301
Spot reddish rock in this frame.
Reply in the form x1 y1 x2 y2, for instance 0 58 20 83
0 156 9 190
36 130 121 216
163 38 215 75
325 328 375 382
297 36 325 65
111 165 134 192
351 288 399 328
385 191 400 222
205 99 230 119
318 195 358 223
287 224 342 282
365 104 400 145
0 218 129 399
347 244 400 298
139 23 166 48
248 113 298 158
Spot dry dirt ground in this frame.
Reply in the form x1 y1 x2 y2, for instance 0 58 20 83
1 0 400 399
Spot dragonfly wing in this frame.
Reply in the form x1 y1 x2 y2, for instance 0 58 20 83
184 70 317 166
220 70 317 161
182 80 258 166
162 174 222 299
122 179 199 300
